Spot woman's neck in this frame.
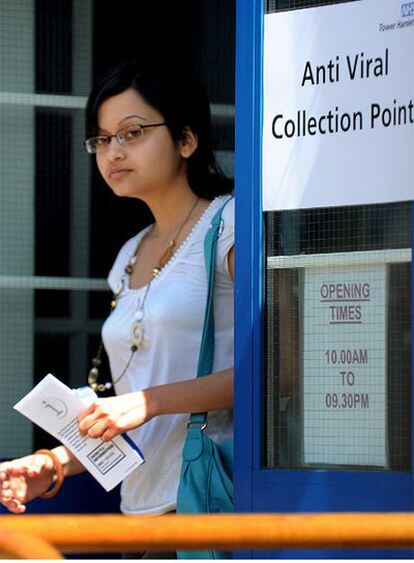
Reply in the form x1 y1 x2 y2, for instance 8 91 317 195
143 183 202 238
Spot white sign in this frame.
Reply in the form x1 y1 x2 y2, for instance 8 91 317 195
14 374 144 491
262 0 414 211
302 265 387 467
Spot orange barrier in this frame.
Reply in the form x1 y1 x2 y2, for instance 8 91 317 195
1 513 413 557
0 527 63 559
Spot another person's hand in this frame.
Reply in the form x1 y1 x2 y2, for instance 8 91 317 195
77 391 151 441
0 453 55 513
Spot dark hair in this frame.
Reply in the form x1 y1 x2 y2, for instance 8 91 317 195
85 58 233 199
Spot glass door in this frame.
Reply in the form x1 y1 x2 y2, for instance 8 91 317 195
234 0 413 558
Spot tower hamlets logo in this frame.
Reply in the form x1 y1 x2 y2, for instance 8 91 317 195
401 2 414 17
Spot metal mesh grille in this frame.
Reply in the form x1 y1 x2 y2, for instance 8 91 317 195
263 202 412 471
265 0 360 14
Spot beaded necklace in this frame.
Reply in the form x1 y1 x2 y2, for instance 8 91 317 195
88 197 200 392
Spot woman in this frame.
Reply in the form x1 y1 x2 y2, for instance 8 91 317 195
0 59 234 548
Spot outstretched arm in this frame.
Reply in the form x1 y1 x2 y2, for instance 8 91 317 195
0 446 85 513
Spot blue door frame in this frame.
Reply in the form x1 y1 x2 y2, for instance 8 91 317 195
233 0 413 559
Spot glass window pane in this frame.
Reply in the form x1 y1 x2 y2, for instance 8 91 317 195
263 202 412 472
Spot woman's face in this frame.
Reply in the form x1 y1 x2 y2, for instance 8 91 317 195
95 88 190 199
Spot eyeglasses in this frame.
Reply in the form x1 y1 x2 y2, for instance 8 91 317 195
84 122 167 154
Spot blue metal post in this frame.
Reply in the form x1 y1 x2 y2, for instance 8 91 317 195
234 1 264 558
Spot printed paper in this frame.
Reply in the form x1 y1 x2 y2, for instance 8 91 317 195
14 374 144 491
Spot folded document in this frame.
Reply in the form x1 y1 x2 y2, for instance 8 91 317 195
14 373 144 491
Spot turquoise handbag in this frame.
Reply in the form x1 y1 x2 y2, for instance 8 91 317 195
176 199 234 559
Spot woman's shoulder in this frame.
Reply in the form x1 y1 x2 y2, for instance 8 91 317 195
188 195 234 243
212 194 234 236
206 194 234 228
217 194 234 222
212 195 234 277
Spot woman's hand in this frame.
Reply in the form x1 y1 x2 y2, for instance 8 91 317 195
77 392 151 441
0 454 55 513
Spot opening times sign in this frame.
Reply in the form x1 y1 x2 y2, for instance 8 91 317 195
302 266 387 467
262 0 414 211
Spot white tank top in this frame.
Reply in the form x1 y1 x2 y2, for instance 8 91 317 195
102 195 234 514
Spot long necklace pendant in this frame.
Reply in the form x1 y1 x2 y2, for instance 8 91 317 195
130 321 144 347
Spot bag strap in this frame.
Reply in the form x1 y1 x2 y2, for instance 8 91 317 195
188 196 233 427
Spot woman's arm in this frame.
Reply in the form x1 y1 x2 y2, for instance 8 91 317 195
51 445 85 477
78 368 233 442
0 446 85 513
228 244 234 280
148 367 233 416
